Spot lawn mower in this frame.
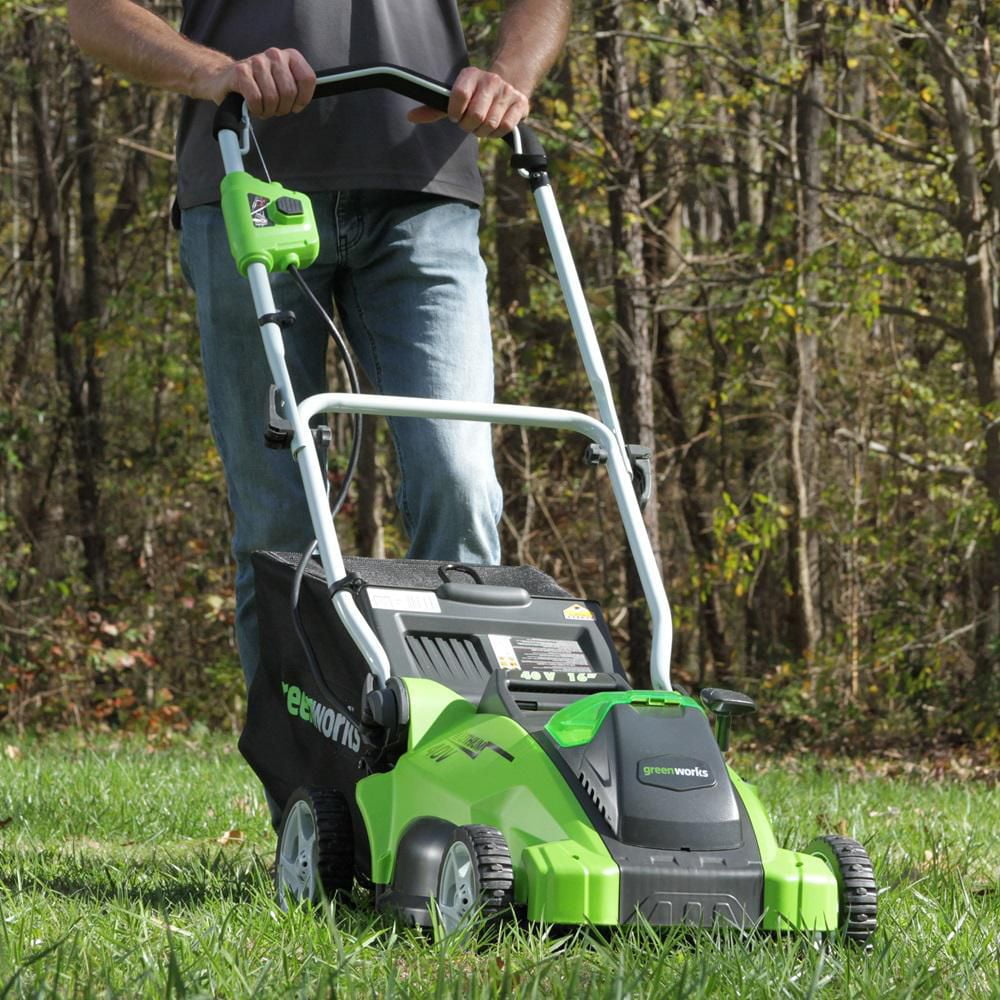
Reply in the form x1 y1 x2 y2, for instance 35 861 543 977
212 65 878 942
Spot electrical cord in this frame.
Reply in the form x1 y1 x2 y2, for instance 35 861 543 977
284 264 371 713
287 261 364 519
253 126 388 760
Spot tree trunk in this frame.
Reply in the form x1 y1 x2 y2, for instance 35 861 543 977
25 22 108 599
789 0 825 664
927 0 1000 677
354 416 385 558
658 330 733 680
648 35 732 682
595 0 662 686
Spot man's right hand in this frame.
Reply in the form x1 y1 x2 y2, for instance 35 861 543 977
202 48 316 117
67 2 317 116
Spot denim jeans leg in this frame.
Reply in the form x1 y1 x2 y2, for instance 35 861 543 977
180 191 502 675
179 202 336 692
333 191 502 565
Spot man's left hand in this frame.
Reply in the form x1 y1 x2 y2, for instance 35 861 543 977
407 66 529 138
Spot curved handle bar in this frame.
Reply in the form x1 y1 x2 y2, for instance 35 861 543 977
212 62 547 169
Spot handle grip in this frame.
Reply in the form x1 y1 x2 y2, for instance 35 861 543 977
213 91 246 139
313 63 451 114
212 62 547 168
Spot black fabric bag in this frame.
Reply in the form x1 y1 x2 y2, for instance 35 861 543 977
239 550 575 812
239 551 372 814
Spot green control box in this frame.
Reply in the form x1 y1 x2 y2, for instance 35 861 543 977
220 172 320 274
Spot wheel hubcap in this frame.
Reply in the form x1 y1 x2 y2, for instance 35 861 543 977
437 841 476 934
277 799 318 908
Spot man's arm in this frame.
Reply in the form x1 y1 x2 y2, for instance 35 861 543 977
66 0 314 116
409 0 573 137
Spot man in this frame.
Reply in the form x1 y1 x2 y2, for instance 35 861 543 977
67 0 571 694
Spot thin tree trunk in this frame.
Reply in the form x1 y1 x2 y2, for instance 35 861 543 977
926 0 1000 677
658 331 733 679
789 0 825 664
26 22 108 599
595 0 662 686
354 416 385 558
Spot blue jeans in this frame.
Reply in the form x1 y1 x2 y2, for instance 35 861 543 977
180 190 502 690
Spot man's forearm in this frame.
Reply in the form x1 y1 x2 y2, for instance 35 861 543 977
67 0 229 101
67 0 315 116
490 0 572 98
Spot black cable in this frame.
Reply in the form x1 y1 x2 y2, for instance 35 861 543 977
289 539 336 707
283 263 370 715
251 138 383 753
287 262 363 517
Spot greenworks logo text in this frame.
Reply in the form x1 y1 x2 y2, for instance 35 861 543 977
637 755 716 790
643 764 710 778
282 682 360 754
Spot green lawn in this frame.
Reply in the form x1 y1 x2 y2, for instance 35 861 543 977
0 732 996 998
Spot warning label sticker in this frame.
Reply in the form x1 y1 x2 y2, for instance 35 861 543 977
248 193 273 228
367 588 441 614
488 634 591 672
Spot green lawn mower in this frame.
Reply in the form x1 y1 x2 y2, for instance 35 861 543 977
213 65 878 942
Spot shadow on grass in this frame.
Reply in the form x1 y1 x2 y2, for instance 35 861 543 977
0 846 275 910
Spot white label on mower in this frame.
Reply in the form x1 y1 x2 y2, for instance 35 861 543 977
367 587 441 614
489 634 520 671
488 634 591 672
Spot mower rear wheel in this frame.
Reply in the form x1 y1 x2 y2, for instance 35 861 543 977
807 834 878 945
275 786 354 909
435 825 514 935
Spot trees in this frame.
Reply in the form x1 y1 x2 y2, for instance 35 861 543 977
594 0 662 683
0 0 993 737
907 0 999 679
2 1 238 727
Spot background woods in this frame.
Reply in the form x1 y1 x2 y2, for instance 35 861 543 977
1 0 997 748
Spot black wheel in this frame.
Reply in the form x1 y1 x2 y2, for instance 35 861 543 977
275 786 354 909
807 834 878 945
435 824 514 935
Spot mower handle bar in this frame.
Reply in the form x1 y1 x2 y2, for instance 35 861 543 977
212 63 547 168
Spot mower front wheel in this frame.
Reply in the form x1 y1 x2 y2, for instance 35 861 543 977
434 824 514 935
275 786 354 909
807 834 878 946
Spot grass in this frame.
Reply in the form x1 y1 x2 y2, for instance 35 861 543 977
0 731 996 998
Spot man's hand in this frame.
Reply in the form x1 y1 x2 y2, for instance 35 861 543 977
202 48 316 118
407 0 570 138
407 66 529 138
67 2 317 117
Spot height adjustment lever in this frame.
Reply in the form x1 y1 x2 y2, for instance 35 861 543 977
264 385 293 449
700 688 756 752
627 444 653 511
263 384 332 460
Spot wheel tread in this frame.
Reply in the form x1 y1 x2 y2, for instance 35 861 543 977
810 834 878 946
460 824 514 918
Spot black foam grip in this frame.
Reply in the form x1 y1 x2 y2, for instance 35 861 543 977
212 63 547 167
212 91 246 138
512 123 545 159
312 62 450 113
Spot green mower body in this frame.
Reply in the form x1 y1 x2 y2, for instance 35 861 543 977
244 553 863 936
356 677 839 931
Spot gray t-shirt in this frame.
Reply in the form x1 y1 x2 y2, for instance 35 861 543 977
175 0 483 209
